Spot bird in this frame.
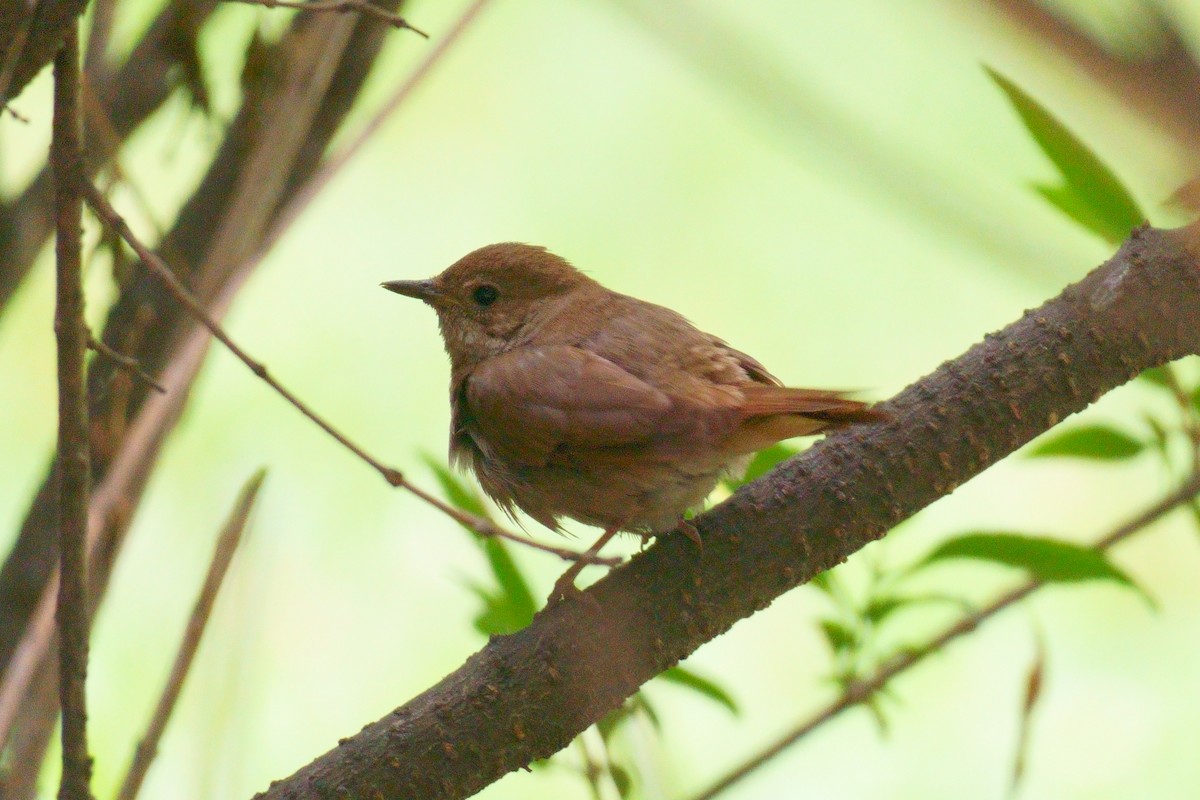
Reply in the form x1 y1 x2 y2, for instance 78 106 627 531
383 243 882 598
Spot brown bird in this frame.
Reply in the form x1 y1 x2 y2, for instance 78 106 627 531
383 243 881 596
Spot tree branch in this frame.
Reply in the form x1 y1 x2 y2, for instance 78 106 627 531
51 20 93 800
255 224 1200 799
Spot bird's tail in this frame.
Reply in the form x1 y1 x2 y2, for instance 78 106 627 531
723 386 886 454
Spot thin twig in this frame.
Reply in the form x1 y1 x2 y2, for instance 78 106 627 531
226 0 429 38
686 470 1200 800
116 470 266 800
3 103 31 122
52 21 94 800
87 333 166 393
81 183 616 567
258 0 495 253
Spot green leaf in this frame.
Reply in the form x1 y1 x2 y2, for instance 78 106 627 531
632 694 661 731
819 619 859 653
658 667 739 715
862 592 970 625
808 569 835 596
807 567 850 605
1191 385 1200 415
467 538 536 637
742 443 798 484
986 67 1143 244
610 764 634 799
424 454 538 635
1032 184 1130 248
1139 366 1172 390
421 454 488 518
596 702 635 741
723 443 797 490
467 585 509 638
922 532 1138 590
1027 424 1145 460
1187 499 1200 539
482 539 536 624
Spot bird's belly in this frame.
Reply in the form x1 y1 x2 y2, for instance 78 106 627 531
473 453 727 535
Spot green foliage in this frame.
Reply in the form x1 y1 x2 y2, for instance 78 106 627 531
466 538 537 637
597 694 660 742
809 560 924 731
1139 366 1172 390
610 764 633 798
920 532 1141 592
986 67 1143 244
723 443 798 491
424 456 537 636
422 454 489 518
1027 424 1145 460
658 666 740 715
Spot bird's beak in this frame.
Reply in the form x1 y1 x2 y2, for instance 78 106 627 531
381 278 440 303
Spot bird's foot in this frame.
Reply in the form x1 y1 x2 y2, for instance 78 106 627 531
543 524 623 608
546 571 589 608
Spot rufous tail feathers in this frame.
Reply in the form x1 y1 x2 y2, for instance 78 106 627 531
723 386 885 454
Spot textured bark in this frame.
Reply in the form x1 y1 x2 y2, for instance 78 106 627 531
257 224 1200 799
51 22 93 799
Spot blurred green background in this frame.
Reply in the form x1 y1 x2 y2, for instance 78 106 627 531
2 0 1199 798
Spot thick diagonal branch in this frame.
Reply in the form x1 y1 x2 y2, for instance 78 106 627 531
256 224 1200 800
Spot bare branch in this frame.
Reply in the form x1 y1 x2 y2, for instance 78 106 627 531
116 470 266 800
87 334 166 394
225 0 428 38
51 20 93 800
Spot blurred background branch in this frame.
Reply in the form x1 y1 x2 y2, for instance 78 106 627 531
2 1 1199 798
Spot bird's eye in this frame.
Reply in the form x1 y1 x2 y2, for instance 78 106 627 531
472 285 499 306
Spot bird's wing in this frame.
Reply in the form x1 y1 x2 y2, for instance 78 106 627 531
714 340 783 386
463 345 674 467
